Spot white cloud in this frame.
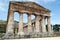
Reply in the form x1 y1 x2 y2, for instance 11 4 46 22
10 0 23 1
0 2 6 12
40 0 55 3
0 7 6 12
10 0 56 3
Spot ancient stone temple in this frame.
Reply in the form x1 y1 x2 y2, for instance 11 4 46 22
3 1 53 38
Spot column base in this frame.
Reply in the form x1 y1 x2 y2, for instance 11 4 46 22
1 32 56 39
30 32 56 38
15 32 25 38
2 33 14 39
17 32 25 35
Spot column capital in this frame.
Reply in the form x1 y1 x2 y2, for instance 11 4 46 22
27 13 32 16
47 16 51 18
19 12 23 14
41 15 46 20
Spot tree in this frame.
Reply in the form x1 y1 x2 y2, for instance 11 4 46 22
53 24 60 32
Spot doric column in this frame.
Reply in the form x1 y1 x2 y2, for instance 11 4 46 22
32 23 35 33
6 10 14 35
39 16 42 32
27 14 32 33
39 19 42 32
32 23 34 32
47 16 52 33
35 15 40 33
15 28 18 34
41 16 46 33
18 13 24 35
34 22 36 33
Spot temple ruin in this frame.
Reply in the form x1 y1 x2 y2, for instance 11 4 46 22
4 1 53 38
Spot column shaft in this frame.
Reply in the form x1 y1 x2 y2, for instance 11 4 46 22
32 23 34 32
40 20 42 32
35 15 40 33
18 13 24 35
15 28 18 34
34 22 36 32
6 10 14 34
28 14 32 33
41 16 46 33
32 23 35 33
47 17 52 33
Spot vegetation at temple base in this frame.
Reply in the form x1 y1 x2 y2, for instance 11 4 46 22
0 24 6 33
53 24 60 32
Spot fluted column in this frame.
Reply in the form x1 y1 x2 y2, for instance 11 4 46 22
18 13 24 35
28 14 32 33
39 16 42 32
15 28 18 34
34 22 36 32
32 23 34 32
35 15 40 33
41 16 46 33
40 19 42 32
6 10 14 35
47 16 52 33
32 23 35 32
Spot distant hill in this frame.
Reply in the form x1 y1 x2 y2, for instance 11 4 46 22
0 20 19 33
0 20 7 33
0 20 7 24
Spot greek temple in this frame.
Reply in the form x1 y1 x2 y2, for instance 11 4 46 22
4 1 53 38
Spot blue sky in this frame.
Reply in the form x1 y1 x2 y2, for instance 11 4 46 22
0 0 60 25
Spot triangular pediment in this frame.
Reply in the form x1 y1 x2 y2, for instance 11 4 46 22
11 1 50 12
